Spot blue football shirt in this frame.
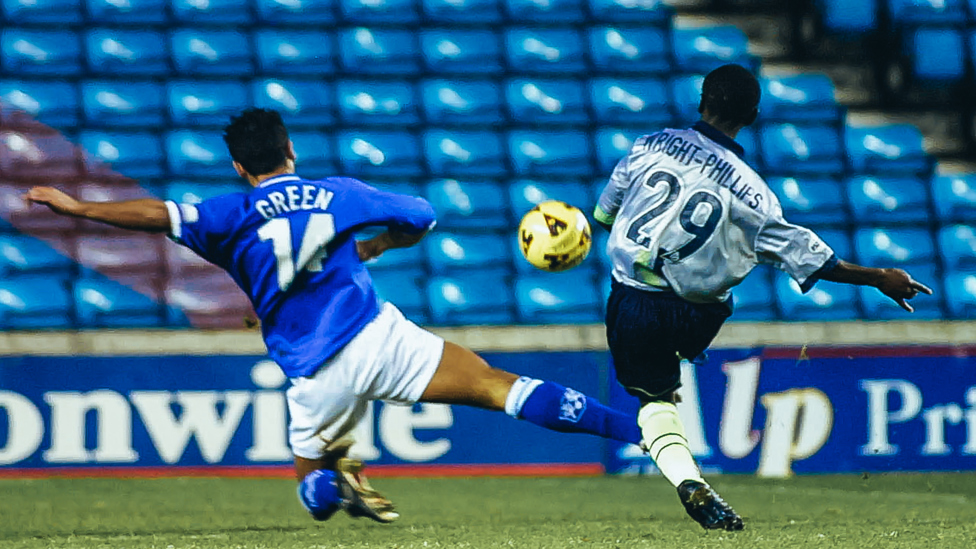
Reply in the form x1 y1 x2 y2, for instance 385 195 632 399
165 174 437 378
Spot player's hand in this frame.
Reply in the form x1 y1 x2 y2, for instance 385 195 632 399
25 187 82 217
356 236 388 262
876 268 933 312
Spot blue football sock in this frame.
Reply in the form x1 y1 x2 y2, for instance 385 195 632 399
505 377 641 444
298 469 343 521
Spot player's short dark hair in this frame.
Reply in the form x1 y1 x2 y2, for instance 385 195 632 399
698 64 761 127
223 108 290 177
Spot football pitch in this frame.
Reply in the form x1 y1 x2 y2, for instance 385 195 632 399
1 474 973 549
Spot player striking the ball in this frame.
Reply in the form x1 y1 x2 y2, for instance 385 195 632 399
594 64 933 531
27 108 642 524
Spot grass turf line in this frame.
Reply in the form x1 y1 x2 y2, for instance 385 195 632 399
0 474 973 548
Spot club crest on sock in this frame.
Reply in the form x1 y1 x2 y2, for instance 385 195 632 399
559 388 587 422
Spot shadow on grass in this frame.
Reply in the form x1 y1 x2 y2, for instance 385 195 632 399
2 523 313 543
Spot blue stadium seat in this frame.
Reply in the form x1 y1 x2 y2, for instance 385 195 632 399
932 174 976 222
732 266 777 321
938 225 976 270
424 179 508 229
421 80 504 125
508 180 590 220
588 27 670 73
86 30 168 76
909 28 965 81
165 181 249 204
167 81 247 127
2 0 82 23
817 0 878 33
0 80 78 128
255 0 334 23
588 0 672 23
341 0 419 23
515 273 601 324
508 130 591 176
672 26 752 73
171 30 252 76
289 132 335 177
814 228 853 260
85 0 167 23
424 130 506 177
424 233 511 274
670 74 704 124
80 131 164 178
422 0 502 22
944 271 976 318
505 0 584 22
505 79 586 124
504 29 586 74
421 30 502 73
767 177 847 226
427 275 515 324
760 124 845 174
889 0 967 24
371 272 428 325
759 74 840 122
845 125 929 174
0 235 72 278
82 81 164 127
254 31 333 76
74 278 163 328
336 81 418 125
172 0 251 23
593 228 610 269
0 277 72 329
165 131 233 177
846 175 929 224
337 131 422 177
339 28 419 75
363 241 425 276
854 227 936 267
774 271 858 320
595 128 643 173
252 79 333 127
737 126 761 167
589 78 671 125
1 30 81 75
860 263 942 319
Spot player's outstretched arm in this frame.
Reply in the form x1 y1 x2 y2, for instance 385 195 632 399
26 187 170 232
820 260 933 312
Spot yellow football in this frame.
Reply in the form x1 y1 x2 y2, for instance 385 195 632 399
517 200 592 272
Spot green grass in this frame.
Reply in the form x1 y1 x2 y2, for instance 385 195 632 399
1 474 973 548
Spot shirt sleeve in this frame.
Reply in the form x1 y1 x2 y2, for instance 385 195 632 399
165 195 238 265
593 153 631 228
351 181 437 234
755 202 838 293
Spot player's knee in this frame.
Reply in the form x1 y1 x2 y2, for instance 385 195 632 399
298 469 343 521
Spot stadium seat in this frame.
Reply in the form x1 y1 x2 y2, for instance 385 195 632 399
938 225 976 270
340 0 419 23
505 0 584 22
85 0 167 23
167 81 248 127
943 271 976 318
339 28 419 75
845 124 929 174
74 277 164 328
595 129 643 173
508 180 590 221
86 30 168 76
759 74 840 122
515 273 602 324
909 28 965 81
814 228 853 261
421 80 504 125
370 272 428 325
505 79 587 124
1 30 81 75
845 175 929 224
337 131 422 177
164 272 252 329
732 266 777 321
165 131 233 177
588 27 670 74
766 177 848 226
672 26 752 73
854 227 936 267
760 124 845 175
2 0 82 23
76 234 163 277
860 262 942 319
424 130 506 177
171 30 252 76
504 29 586 74
422 0 502 23
588 0 672 23
933 173 976 223
0 277 72 329
889 0 968 24
252 79 334 127
424 233 511 274
254 0 335 24
254 31 333 76
82 81 164 128
589 78 671 125
774 271 858 320
363 242 425 276
0 131 80 180
0 182 77 233
427 275 515 324
163 237 217 277
818 0 878 33
79 131 164 179
421 30 502 73
172 0 252 23
508 130 591 176
0 80 79 128
336 81 418 125
0 233 72 282
669 74 705 124
425 179 508 230
165 181 249 205
289 132 335 178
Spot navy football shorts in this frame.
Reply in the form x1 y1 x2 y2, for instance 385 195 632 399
606 279 731 403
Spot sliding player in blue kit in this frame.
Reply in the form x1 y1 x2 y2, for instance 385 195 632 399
27 108 642 525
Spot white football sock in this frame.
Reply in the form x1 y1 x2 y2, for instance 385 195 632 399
638 401 704 487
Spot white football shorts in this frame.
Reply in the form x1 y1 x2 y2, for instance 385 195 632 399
286 302 445 460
